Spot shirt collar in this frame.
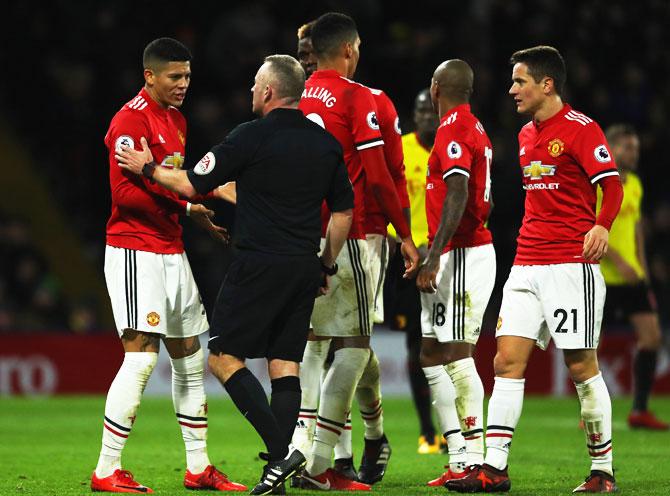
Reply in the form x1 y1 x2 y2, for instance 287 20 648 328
534 103 571 130
140 87 169 116
439 103 471 124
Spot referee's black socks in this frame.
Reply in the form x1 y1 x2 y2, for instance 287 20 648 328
270 376 302 448
224 367 287 460
633 349 658 412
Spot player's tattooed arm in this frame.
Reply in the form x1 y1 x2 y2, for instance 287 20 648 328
416 173 468 293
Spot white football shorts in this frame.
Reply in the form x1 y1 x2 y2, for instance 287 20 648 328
104 245 208 338
311 238 375 337
496 263 605 350
365 233 389 325
420 244 496 344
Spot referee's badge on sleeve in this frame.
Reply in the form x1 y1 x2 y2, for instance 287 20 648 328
194 151 216 175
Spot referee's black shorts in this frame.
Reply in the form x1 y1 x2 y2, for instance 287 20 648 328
604 282 657 325
208 249 321 362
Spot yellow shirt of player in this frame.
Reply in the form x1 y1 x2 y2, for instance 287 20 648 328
597 172 645 285
388 132 431 246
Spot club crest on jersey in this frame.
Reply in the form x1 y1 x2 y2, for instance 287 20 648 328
394 116 401 134
114 135 135 152
194 152 215 175
447 141 462 159
146 312 160 327
523 161 556 180
497 317 503 330
593 145 611 163
161 152 184 170
366 111 380 130
547 138 565 157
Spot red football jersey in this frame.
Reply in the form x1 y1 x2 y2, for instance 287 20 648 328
425 104 493 253
514 104 619 265
299 70 384 239
364 88 410 235
105 88 188 254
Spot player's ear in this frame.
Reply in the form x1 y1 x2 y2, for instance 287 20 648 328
343 41 353 60
144 68 154 86
542 76 554 95
264 84 272 103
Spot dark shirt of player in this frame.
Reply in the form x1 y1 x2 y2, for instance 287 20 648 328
187 108 354 256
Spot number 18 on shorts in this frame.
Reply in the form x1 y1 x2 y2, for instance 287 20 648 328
420 244 496 344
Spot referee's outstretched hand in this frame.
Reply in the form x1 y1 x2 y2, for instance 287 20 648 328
400 237 421 279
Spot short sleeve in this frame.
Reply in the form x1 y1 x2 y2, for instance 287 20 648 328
187 122 253 194
349 86 384 151
571 123 619 184
325 153 354 213
434 123 474 180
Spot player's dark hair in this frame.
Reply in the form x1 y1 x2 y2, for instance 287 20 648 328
264 55 306 103
311 12 358 59
297 21 314 40
143 37 192 70
605 123 637 145
510 45 566 96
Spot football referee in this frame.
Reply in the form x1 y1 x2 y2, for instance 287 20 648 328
116 54 354 495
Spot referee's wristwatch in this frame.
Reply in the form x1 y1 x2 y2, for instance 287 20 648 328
142 161 157 180
320 258 338 276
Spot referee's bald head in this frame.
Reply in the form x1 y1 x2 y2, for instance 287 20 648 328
262 54 306 104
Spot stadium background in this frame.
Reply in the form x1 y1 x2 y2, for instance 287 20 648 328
1 0 670 397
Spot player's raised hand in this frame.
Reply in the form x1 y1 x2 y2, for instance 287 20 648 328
115 136 154 175
583 224 609 260
189 203 230 244
416 256 439 293
400 236 420 279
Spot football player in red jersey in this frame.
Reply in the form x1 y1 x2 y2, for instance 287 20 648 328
295 12 418 492
293 20 410 486
447 46 623 494
415 60 495 487
91 38 244 494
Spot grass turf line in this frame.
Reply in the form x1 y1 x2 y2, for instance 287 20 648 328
1 396 668 495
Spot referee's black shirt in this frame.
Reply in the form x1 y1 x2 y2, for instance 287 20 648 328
187 108 353 256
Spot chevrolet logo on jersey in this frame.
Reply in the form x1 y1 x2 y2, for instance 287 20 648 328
161 152 184 170
523 161 556 180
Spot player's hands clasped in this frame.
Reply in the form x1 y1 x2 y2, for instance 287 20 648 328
400 237 420 279
416 256 439 293
189 204 230 244
115 137 154 174
582 224 609 261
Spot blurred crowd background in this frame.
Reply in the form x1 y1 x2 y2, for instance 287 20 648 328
2 0 669 335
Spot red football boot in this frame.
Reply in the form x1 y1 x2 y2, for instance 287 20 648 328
572 470 618 493
301 468 372 491
628 411 669 430
427 466 471 487
184 465 247 491
445 464 511 493
91 469 153 493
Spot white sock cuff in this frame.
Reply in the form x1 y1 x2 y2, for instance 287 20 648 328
123 352 158 373
493 376 525 391
422 365 448 383
575 372 603 389
334 347 370 364
446 357 475 375
170 348 204 373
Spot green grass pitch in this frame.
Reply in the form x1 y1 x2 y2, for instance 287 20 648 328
1 396 668 495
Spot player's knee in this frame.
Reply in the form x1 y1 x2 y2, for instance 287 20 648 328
493 351 524 378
